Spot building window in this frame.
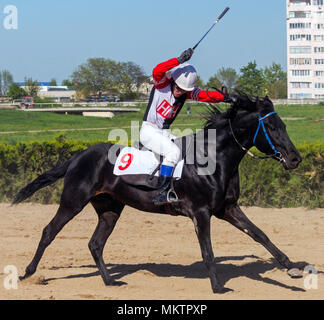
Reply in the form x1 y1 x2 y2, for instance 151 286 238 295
290 46 312 53
315 23 324 29
290 82 311 88
315 59 324 64
289 22 311 28
314 47 324 53
290 34 311 40
315 94 324 98
313 0 324 5
315 71 324 76
290 0 311 5
290 58 312 65
290 93 312 99
314 35 324 41
289 11 311 18
291 70 311 76
315 83 324 88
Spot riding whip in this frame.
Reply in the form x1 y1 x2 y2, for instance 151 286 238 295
192 7 230 50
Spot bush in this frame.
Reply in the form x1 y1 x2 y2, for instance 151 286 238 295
34 97 56 103
0 138 323 207
239 143 324 208
0 135 94 203
119 91 140 101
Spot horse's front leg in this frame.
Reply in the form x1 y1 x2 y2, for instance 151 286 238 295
192 210 232 294
222 204 304 275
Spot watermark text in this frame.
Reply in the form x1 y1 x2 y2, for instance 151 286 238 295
2 5 18 30
3 265 18 290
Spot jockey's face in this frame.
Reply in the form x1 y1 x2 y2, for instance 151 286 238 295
173 83 188 98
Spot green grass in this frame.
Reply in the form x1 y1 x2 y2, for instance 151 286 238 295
0 103 323 145
275 104 324 120
0 108 145 144
275 104 324 145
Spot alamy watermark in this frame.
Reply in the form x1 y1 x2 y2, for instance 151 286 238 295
2 4 18 30
3 265 18 289
107 122 217 176
304 265 318 290
1 263 319 291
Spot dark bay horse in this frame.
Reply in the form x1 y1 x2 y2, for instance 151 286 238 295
13 95 303 293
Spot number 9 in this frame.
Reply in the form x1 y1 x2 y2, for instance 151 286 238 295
118 153 134 171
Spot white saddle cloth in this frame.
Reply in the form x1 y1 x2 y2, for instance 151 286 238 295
113 147 184 179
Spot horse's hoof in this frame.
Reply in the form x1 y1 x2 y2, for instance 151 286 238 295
288 268 303 278
19 274 30 281
212 286 233 294
106 280 127 286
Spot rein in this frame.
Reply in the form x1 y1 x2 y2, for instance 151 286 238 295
228 111 285 162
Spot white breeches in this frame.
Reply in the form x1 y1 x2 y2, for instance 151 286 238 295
139 121 180 167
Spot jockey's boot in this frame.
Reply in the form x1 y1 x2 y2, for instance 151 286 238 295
153 165 180 206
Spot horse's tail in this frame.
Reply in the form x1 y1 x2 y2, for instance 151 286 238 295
12 157 74 205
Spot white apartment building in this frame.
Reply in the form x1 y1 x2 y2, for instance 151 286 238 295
287 0 324 99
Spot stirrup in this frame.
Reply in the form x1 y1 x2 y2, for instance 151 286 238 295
167 189 179 203
153 188 181 206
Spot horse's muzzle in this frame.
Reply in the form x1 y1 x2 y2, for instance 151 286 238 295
282 152 302 170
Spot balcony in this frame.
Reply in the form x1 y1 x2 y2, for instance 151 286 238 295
289 0 311 5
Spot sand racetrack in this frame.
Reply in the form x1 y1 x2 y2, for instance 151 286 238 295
0 203 323 300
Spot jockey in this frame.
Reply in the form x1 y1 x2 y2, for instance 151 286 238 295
140 48 235 206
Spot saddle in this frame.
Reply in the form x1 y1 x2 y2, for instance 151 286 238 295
113 135 194 189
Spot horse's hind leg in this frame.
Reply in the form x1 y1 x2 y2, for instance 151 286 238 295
89 194 124 286
222 204 294 269
20 202 87 281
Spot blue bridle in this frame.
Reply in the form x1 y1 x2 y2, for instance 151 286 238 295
229 110 284 162
253 111 280 155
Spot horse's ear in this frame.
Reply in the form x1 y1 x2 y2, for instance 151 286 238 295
255 96 262 112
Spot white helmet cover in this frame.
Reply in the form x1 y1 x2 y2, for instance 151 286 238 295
172 64 197 91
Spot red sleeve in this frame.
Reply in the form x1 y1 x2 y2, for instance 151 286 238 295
152 58 179 89
187 88 224 103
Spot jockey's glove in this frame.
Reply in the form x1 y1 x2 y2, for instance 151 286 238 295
177 48 194 64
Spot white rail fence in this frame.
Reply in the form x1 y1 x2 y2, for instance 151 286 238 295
1 99 324 109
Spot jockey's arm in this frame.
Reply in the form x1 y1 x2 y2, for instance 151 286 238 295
152 58 179 89
186 89 225 103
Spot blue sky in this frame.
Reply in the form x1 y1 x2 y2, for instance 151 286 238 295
0 0 287 84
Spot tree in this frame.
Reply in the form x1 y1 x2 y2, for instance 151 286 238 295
50 78 57 86
263 63 287 99
0 70 14 96
121 61 148 92
61 79 73 89
264 62 286 83
117 62 135 93
71 58 147 99
216 67 238 90
7 83 27 100
24 77 39 97
72 58 120 97
206 74 222 90
236 61 266 96
267 80 287 99
195 75 205 89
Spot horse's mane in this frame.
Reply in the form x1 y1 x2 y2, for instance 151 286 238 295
203 92 265 129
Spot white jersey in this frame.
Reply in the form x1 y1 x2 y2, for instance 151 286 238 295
143 84 188 129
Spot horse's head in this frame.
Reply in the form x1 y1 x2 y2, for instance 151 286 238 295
204 93 302 170
241 96 302 170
